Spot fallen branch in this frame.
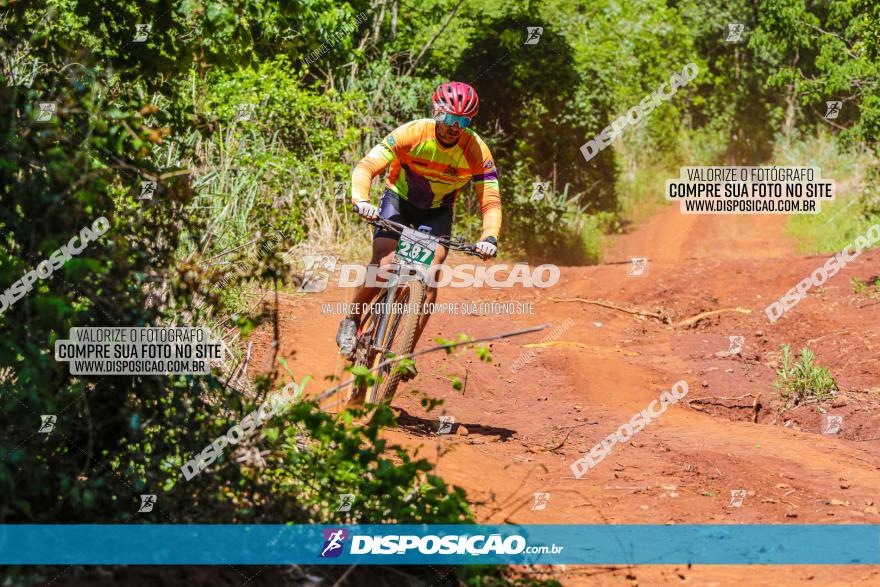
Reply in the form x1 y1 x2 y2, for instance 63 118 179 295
314 323 551 404
675 307 752 328
805 330 848 347
528 429 573 454
549 297 670 323
524 340 640 357
844 390 876 396
688 393 756 405
687 393 758 417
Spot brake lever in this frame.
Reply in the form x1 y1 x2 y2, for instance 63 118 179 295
458 245 494 259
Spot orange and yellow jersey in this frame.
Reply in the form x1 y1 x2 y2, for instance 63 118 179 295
351 119 501 240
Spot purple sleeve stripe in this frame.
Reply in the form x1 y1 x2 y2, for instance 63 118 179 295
472 170 498 182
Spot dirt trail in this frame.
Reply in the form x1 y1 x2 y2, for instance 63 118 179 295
250 204 880 585
605 204 799 262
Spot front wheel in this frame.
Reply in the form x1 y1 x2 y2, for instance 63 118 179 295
366 279 424 410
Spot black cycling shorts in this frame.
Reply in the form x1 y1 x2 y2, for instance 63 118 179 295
374 190 454 241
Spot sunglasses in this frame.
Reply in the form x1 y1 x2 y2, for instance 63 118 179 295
433 112 472 128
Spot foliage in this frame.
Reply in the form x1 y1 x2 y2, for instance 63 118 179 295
851 276 880 297
774 344 838 403
754 0 880 216
167 383 472 524
0 3 482 579
777 131 880 252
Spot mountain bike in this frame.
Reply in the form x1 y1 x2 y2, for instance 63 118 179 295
345 217 489 416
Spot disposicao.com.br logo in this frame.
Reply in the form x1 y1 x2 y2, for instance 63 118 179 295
320 528 349 558
318 529 563 557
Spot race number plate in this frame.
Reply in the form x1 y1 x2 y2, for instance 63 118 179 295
395 227 438 268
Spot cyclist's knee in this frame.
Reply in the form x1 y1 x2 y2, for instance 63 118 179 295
368 249 393 265
374 251 395 266
370 239 397 265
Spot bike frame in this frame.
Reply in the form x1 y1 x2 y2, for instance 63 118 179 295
370 260 422 356
354 215 487 379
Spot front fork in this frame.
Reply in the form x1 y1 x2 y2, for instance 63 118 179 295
372 268 400 354
371 263 427 355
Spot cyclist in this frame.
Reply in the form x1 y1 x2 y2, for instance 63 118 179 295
336 81 501 379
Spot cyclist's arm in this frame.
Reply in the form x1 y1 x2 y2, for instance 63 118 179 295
351 142 394 204
352 125 414 203
471 146 502 241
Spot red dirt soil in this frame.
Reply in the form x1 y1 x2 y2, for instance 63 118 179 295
249 204 880 586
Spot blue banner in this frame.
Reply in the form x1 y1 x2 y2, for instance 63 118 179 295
1 524 878 565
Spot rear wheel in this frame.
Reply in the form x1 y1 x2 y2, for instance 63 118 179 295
366 279 424 411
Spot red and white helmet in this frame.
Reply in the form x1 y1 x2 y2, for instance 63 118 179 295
432 81 479 117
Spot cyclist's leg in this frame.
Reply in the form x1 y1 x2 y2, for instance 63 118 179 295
348 237 396 316
412 205 454 347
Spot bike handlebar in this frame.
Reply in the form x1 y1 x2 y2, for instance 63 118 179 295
359 212 495 259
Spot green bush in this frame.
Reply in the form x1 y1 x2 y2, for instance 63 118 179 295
453 161 616 264
778 132 880 253
774 345 838 404
0 0 472 533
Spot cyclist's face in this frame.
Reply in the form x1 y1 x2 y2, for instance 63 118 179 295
434 113 462 145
